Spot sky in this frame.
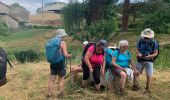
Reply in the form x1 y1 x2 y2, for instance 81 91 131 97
0 0 139 15
0 0 69 14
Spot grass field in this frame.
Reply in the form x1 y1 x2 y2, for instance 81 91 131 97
0 29 170 100
0 62 170 100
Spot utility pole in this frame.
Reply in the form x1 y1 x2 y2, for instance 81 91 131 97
42 0 44 18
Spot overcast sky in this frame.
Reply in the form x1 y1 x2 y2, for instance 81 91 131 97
0 0 139 15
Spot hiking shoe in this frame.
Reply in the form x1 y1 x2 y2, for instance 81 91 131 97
46 94 52 100
132 85 140 91
57 92 64 99
100 85 106 91
118 89 125 96
144 87 151 94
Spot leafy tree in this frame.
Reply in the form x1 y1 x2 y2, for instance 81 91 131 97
0 20 9 36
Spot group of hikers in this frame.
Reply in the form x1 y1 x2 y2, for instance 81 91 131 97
45 28 159 98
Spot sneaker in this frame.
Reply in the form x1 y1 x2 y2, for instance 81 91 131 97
144 87 151 94
46 94 52 100
57 92 64 98
100 85 106 91
132 85 140 91
118 89 125 96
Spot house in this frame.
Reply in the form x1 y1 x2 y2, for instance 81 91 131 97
43 2 66 14
0 2 10 14
10 6 30 21
0 13 19 29
0 2 19 29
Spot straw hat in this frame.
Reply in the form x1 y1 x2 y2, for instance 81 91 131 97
56 29 68 38
141 28 154 38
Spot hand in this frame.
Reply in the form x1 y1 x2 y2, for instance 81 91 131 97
101 70 105 76
134 69 140 76
89 68 93 73
68 54 72 58
137 53 142 58
145 54 151 58
121 68 126 72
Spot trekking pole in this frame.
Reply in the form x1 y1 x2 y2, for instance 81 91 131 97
7 58 13 68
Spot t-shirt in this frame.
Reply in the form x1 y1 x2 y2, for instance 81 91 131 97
87 45 104 67
137 39 158 56
112 49 131 68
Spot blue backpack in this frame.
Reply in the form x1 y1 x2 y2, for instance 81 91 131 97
45 37 65 64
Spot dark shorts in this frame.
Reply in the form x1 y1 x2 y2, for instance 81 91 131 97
50 60 66 77
82 62 101 84
113 68 123 76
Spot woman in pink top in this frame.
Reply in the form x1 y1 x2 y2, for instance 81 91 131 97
82 39 108 91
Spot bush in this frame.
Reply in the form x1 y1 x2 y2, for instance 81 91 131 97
142 5 170 34
0 20 9 36
8 49 44 63
33 25 58 29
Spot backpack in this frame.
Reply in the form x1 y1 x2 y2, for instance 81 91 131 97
81 42 104 64
0 48 13 87
137 38 159 62
45 37 65 64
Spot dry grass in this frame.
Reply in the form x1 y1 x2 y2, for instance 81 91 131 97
0 62 170 100
29 13 63 26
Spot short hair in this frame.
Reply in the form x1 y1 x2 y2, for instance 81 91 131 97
118 40 129 48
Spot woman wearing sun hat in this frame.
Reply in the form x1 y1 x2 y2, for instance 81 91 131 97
132 28 159 93
46 29 72 98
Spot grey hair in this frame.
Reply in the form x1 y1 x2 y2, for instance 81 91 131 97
118 40 129 48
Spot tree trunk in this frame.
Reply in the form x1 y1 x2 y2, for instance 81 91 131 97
121 0 130 32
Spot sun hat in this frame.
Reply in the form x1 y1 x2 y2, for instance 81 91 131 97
97 39 108 49
56 29 68 38
141 28 154 38
83 41 88 45
108 43 117 49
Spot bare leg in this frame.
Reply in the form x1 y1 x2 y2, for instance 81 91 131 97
95 83 100 91
48 75 56 95
146 75 152 91
58 76 65 93
82 80 88 88
120 71 127 90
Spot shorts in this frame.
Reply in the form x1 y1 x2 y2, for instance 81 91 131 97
113 68 124 77
50 60 66 77
136 61 154 76
82 62 101 84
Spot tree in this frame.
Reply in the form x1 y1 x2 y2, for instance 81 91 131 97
11 3 24 8
121 0 130 32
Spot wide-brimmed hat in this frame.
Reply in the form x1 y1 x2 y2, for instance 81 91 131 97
108 43 117 49
97 39 108 49
56 29 68 38
141 28 154 38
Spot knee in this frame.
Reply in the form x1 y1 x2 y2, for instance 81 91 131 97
120 72 127 79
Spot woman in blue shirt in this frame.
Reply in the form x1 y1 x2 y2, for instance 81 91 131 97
112 40 139 94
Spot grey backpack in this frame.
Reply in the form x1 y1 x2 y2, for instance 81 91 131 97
0 48 13 87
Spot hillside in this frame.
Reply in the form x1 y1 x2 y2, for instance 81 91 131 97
0 29 170 100
28 13 63 26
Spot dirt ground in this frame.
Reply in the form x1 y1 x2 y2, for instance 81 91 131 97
0 62 170 100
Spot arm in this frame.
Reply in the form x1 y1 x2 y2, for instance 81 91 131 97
112 57 125 71
146 50 158 58
60 41 71 58
101 54 106 75
130 59 137 71
137 48 142 57
84 51 93 72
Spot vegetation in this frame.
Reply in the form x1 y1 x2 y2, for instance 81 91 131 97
62 0 117 41
0 20 9 36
